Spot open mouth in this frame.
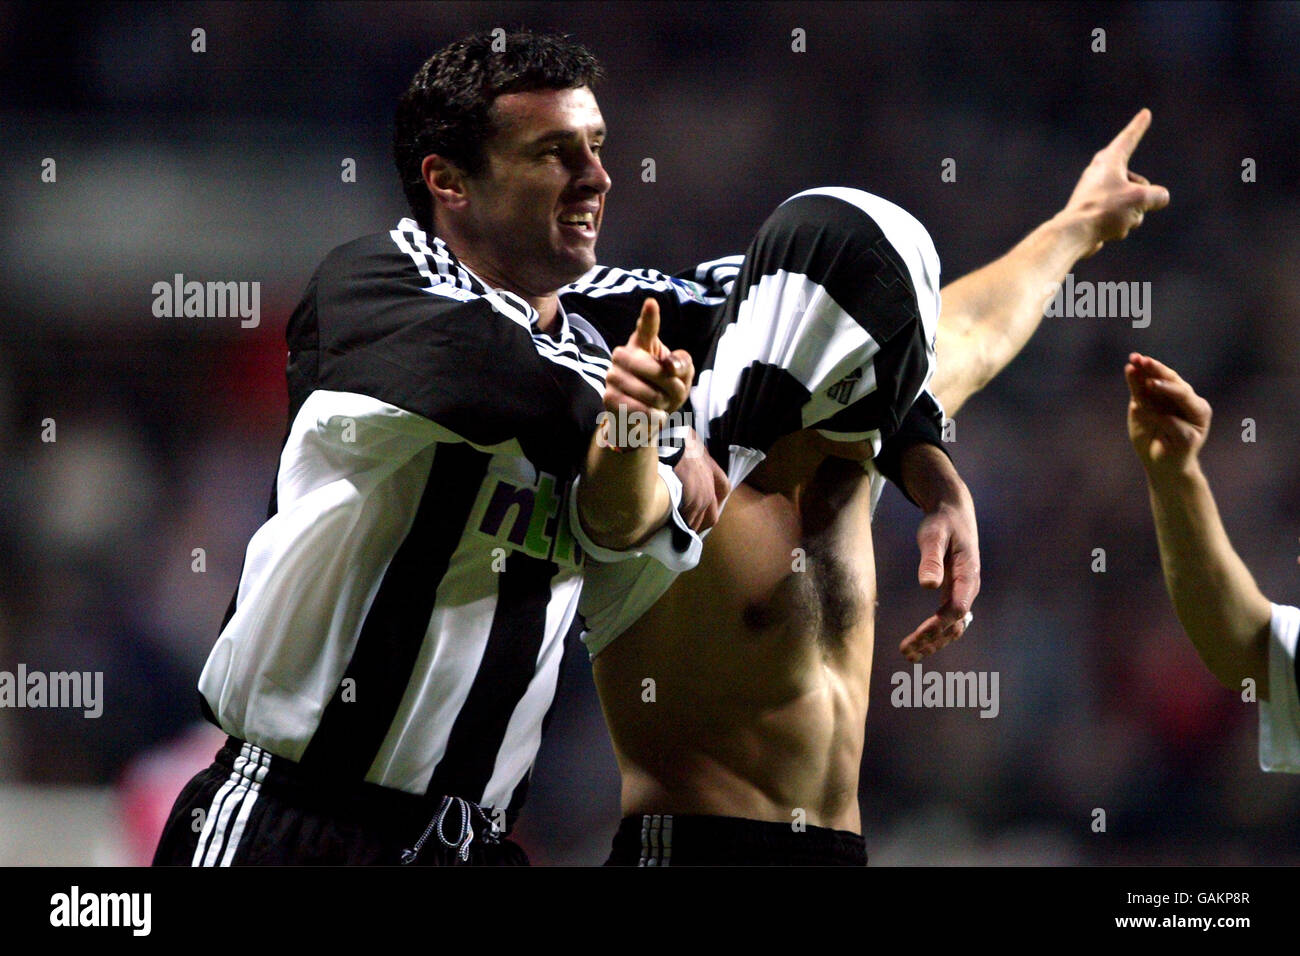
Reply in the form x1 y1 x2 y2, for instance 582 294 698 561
557 212 596 236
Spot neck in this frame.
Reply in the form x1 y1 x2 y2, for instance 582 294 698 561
526 293 560 332
446 247 560 333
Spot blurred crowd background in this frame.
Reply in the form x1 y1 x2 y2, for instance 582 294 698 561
1 0 1298 864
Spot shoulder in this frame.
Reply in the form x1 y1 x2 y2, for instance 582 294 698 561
561 265 717 306
310 220 540 341
316 221 477 300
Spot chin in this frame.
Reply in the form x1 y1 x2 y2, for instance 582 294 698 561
554 251 597 286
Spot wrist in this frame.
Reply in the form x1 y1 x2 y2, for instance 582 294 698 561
1043 209 1099 260
596 407 664 452
899 443 964 512
1144 456 1206 493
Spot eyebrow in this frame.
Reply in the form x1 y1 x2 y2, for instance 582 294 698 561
529 127 606 146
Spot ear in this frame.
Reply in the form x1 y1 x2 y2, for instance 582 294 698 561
422 154 470 214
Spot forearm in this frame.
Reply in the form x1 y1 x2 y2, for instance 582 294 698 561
898 441 969 513
934 211 1095 415
1146 463 1272 692
893 439 981 659
577 419 671 551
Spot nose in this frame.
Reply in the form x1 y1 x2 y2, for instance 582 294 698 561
575 146 611 195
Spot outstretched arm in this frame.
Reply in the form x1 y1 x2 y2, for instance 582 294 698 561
1126 353 1272 694
934 109 1171 416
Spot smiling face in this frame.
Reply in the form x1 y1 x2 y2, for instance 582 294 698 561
439 86 610 300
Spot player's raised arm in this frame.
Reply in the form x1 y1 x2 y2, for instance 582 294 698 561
577 297 695 550
934 109 1170 415
1127 353 1272 694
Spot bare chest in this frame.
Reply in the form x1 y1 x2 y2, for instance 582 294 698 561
708 458 878 648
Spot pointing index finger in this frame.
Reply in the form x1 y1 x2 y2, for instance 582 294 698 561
1105 108 1152 163
634 297 660 353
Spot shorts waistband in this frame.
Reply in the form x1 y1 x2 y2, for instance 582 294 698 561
610 812 868 866
213 736 504 836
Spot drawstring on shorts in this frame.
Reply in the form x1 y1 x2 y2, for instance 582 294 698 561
401 795 500 864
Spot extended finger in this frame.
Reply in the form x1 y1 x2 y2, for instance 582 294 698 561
942 553 980 620
633 298 661 353
916 522 948 589
900 612 969 661
1104 108 1152 163
900 614 944 662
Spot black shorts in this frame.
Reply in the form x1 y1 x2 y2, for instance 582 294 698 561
606 813 867 866
152 737 528 866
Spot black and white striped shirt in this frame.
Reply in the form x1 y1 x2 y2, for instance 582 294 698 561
198 219 695 822
560 188 948 655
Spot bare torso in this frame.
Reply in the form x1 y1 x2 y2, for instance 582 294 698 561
592 430 877 832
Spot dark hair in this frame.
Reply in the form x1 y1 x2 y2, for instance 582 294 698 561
394 30 604 232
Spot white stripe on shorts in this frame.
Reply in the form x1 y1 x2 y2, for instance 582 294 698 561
192 742 271 867
218 749 271 866
639 813 673 867
191 741 250 866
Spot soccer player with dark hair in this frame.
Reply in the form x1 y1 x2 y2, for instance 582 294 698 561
152 29 701 866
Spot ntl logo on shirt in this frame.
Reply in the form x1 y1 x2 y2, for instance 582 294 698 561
469 466 583 568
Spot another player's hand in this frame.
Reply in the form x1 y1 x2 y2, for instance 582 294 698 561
673 428 731 533
1060 108 1170 258
604 298 694 431
897 446 981 662
1125 352 1212 478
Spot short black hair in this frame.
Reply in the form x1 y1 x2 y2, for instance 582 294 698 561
394 29 605 232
